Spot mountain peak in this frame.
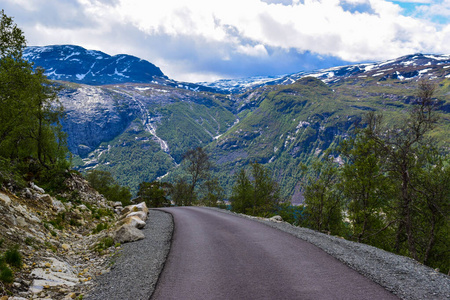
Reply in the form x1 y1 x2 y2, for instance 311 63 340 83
23 45 166 85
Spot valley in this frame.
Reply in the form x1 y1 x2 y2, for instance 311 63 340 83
23 46 450 198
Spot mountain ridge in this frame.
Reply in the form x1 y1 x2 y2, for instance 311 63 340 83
22 46 450 197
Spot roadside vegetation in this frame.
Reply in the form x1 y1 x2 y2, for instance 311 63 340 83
300 81 450 274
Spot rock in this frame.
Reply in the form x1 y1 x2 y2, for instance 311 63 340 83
269 215 283 222
30 258 79 292
39 194 53 205
24 188 33 198
78 204 89 211
0 192 11 206
113 224 145 244
124 211 148 222
52 199 66 213
121 202 148 216
112 201 123 208
118 215 146 229
16 216 27 227
62 244 70 251
30 182 45 193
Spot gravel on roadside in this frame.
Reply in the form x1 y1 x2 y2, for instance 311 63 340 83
85 209 173 300
208 207 450 300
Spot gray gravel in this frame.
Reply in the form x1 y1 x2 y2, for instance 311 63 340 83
85 207 449 300
85 209 173 300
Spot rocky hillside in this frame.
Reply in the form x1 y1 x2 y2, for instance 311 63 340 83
0 173 152 299
24 47 450 199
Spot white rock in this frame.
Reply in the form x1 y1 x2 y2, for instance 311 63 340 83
16 216 28 227
121 202 148 216
112 201 123 208
30 182 45 193
0 192 11 206
269 215 283 222
125 211 148 222
118 215 146 229
30 257 79 292
113 224 145 244
52 199 66 213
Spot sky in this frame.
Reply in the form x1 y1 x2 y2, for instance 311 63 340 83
1 0 449 82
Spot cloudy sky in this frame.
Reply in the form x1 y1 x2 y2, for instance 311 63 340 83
1 0 449 82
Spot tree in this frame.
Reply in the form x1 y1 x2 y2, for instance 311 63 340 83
170 178 191 206
302 156 343 235
182 147 212 205
230 163 280 216
0 10 68 187
339 128 394 246
230 168 253 213
199 177 225 207
85 170 131 205
137 181 171 208
364 80 439 260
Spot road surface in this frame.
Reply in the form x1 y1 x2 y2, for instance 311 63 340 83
152 207 398 300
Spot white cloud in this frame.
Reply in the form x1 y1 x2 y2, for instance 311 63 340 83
2 0 449 81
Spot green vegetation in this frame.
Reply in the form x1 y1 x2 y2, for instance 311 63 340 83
300 81 450 273
94 236 115 253
0 10 69 192
0 245 23 285
85 170 132 206
136 181 171 208
230 163 281 217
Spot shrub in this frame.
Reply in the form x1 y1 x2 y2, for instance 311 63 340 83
4 246 22 268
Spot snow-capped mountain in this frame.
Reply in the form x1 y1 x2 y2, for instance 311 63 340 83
200 53 450 94
23 45 166 85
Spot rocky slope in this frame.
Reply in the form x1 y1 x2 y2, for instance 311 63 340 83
0 174 151 299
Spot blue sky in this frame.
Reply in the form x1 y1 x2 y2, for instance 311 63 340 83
1 0 449 82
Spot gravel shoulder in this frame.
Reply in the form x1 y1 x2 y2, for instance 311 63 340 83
85 209 173 300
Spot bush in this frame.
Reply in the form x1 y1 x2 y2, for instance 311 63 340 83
0 262 13 283
4 246 22 268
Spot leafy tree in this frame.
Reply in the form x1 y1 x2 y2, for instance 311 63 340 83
199 177 225 207
182 147 212 205
0 10 68 188
85 170 131 206
230 163 280 217
301 156 343 235
230 168 253 214
339 128 394 246
137 181 171 208
364 80 439 260
170 178 191 206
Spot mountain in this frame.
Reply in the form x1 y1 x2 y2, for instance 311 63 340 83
200 53 450 94
23 45 166 85
23 46 450 198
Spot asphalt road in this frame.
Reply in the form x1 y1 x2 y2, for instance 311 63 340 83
152 207 398 300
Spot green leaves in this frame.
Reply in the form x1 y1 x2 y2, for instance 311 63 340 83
230 163 280 217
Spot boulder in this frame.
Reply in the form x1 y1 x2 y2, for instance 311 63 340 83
112 201 123 208
121 202 148 216
0 192 11 206
124 211 148 222
52 199 66 213
118 215 146 229
269 215 283 222
38 194 53 205
113 224 145 244
30 182 45 194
